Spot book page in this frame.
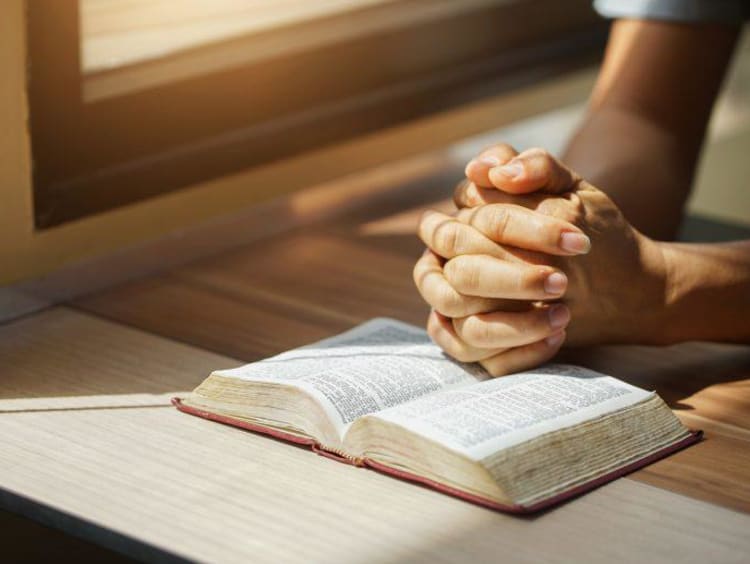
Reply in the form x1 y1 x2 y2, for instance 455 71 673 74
367 364 653 460
213 318 487 435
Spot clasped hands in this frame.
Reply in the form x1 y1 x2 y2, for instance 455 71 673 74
414 143 670 376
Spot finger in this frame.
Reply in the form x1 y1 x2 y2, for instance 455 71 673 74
413 251 503 317
418 210 509 260
428 199 553 264
464 143 519 188
453 304 570 349
456 204 591 256
443 254 567 300
487 147 582 195
454 180 545 210
479 330 566 377
426 310 504 363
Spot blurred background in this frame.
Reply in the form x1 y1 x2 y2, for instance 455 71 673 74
27 0 604 227
2 0 750 300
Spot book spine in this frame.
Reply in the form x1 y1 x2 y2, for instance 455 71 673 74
312 443 365 466
172 397 364 466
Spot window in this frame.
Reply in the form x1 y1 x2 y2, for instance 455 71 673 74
27 0 605 228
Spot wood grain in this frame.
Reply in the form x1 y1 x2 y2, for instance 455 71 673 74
78 231 431 360
2 308 749 563
0 307 232 410
632 421 750 515
74 202 750 515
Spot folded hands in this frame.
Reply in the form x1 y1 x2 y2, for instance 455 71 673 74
414 143 671 375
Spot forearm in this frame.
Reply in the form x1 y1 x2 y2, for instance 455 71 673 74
562 19 739 241
562 107 695 240
657 240 750 344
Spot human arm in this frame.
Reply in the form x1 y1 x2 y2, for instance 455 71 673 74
561 19 740 239
658 240 750 343
457 148 750 345
415 147 750 375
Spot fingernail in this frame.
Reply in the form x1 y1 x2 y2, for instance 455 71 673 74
560 232 591 254
494 162 524 179
545 331 566 348
544 272 567 295
548 304 571 329
478 155 500 166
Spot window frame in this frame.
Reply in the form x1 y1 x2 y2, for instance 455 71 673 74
27 0 606 228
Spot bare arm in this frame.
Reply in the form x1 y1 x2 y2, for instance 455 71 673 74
563 19 740 240
658 240 750 343
413 21 750 374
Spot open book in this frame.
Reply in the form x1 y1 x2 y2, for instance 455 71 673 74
174 318 700 513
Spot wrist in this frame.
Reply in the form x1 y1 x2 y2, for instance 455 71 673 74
587 230 672 347
651 240 684 344
631 235 677 345
652 240 750 344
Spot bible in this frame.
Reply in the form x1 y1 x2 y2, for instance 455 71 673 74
174 318 700 513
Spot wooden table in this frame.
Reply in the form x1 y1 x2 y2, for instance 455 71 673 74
2 158 750 563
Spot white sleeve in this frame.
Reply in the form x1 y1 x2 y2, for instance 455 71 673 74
594 0 747 25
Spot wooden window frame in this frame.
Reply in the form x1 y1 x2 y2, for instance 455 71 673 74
27 0 606 228
0 0 603 288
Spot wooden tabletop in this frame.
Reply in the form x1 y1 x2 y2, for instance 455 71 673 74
2 157 750 562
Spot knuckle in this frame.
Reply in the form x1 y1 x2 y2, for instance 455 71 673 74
434 286 464 317
520 267 548 294
559 206 581 226
535 198 562 217
480 359 506 377
490 142 517 159
411 262 422 289
539 150 555 164
461 317 493 347
449 345 476 363
523 148 556 182
418 209 436 230
427 317 473 362
417 213 437 243
416 222 429 245
454 181 482 208
453 184 466 208
526 146 549 158
453 179 470 207
566 193 587 222
412 260 424 287
412 258 430 289
434 222 460 255
536 152 556 176
486 206 511 242
445 258 479 293
492 142 514 152
535 198 581 226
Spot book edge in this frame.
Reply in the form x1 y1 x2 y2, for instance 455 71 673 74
171 397 702 514
172 397 360 465
366 430 702 513
172 397 316 448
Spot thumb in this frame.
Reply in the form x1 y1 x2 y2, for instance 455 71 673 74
487 148 582 195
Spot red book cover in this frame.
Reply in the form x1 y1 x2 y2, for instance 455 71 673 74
172 397 701 514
